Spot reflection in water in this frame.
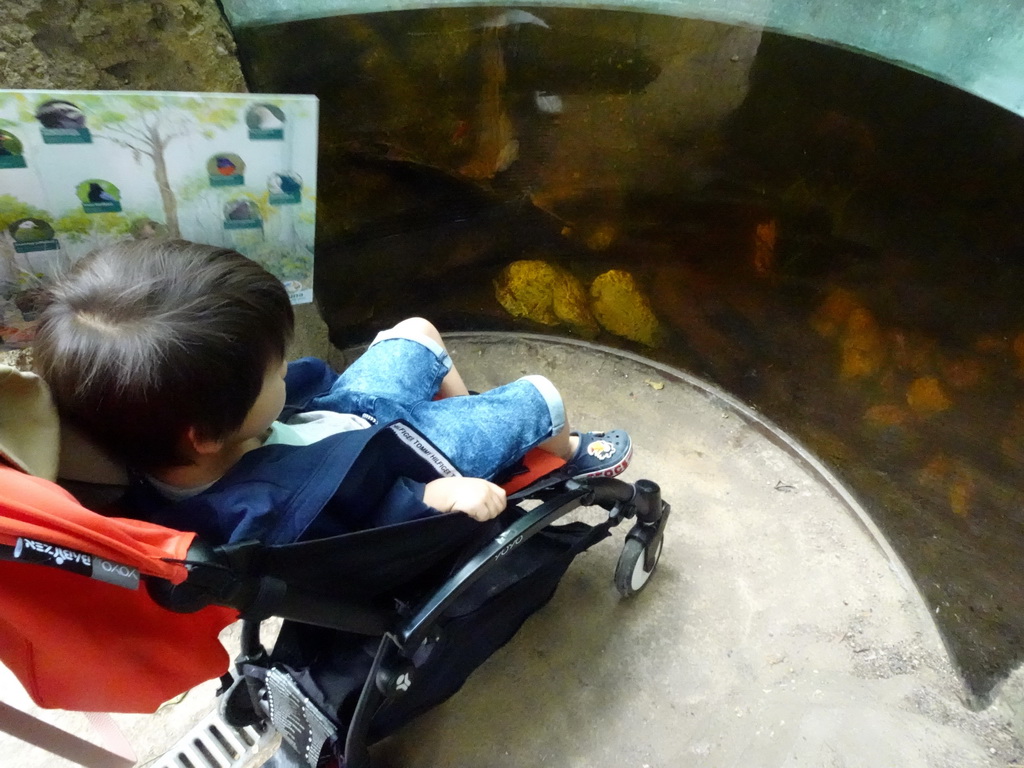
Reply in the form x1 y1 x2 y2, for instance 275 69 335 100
236 8 1024 700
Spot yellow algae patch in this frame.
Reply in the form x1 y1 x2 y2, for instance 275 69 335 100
840 308 885 380
552 270 600 338
811 288 861 338
906 376 952 414
494 260 560 326
494 260 599 336
590 269 661 347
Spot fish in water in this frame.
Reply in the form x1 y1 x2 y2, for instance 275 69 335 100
470 16 660 96
459 20 519 180
459 9 659 179
87 183 117 204
477 10 550 29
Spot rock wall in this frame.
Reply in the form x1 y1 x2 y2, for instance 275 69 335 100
0 0 244 92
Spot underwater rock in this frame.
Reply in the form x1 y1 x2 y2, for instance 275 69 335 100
589 269 660 347
494 259 598 337
840 307 885 380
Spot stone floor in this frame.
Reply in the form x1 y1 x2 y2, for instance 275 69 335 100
3 334 1023 767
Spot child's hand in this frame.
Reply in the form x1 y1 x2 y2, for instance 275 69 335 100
423 477 507 521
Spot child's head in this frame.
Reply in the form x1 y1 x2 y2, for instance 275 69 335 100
34 239 295 471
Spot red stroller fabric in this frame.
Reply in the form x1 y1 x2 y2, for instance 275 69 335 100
0 465 236 713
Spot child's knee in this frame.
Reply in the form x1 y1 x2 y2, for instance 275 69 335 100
391 317 442 345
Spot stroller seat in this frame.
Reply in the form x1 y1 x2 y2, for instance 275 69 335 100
0 366 671 768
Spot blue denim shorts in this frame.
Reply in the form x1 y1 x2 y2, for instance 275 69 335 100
309 329 565 479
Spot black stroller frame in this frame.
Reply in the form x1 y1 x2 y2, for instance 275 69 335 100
151 474 671 768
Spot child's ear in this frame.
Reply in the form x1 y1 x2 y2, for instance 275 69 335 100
185 426 224 456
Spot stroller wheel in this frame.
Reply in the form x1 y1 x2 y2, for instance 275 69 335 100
614 536 663 597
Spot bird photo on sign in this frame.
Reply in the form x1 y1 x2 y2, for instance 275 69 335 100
268 171 302 205
207 153 245 186
35 99 91 144
222 198 262 230
7 217 58 253
0 130 26 168
76 180 122 213
246 103 286 140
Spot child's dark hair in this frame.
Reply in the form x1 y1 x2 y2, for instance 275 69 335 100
33 240 295 470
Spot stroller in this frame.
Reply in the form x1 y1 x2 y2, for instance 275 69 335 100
0 371 671 768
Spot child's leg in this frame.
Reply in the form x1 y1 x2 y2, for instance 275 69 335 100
409 374 631 480
537 416 578 460
387 318 469 398
310 317 475 426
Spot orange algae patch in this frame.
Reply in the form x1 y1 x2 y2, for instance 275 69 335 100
906 376 952 414
864 404 910 428
752 218 778 276
949 473 974 518
1014 332 1024 375
840 307 885 380
811 288 861 338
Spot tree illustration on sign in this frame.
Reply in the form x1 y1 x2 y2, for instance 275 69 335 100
39 94 242 239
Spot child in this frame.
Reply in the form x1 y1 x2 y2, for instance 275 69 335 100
33 240 631 545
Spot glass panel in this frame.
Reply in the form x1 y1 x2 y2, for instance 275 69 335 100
231 6 1024 701
223 0 1024 118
